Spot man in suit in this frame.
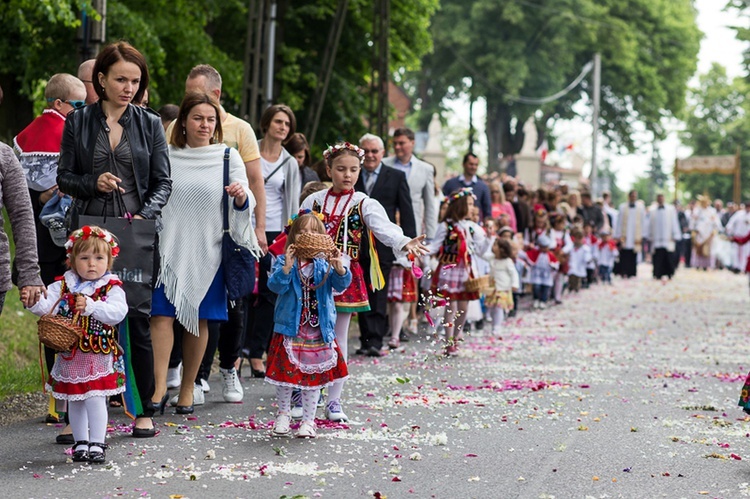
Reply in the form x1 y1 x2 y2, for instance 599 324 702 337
442 152 491 219
382 127 437 241
355 133 417 356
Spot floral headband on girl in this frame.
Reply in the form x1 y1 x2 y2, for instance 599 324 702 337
285 209 325 234
65 225 120 257
448 187 475 204
322 142 365 162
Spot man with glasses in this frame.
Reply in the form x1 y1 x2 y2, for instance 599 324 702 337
354 133 416 356
12 73 86 434
77 59 98 105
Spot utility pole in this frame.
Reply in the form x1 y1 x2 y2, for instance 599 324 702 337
77 0 106 64
589 53 601 196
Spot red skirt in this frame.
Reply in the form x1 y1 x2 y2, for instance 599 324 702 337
265 332 348 390
387 267 417 303
334 260 370 312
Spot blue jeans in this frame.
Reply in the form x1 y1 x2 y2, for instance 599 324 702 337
598 265 612 283
532 284 551 302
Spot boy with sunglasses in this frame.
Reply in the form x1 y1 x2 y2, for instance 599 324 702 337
12 73 86 433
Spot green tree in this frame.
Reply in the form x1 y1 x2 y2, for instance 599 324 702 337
412 0 701 172
0 0 438 155
679 63 749 202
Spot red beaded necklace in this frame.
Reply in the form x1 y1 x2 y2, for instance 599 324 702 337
322 188 355 235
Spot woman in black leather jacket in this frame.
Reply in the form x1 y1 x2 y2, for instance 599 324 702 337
58 41 171 438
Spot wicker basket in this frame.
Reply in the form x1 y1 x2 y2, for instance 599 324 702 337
38 315 84 351
294 232 338 259
38 295 84 351
465 275 490 293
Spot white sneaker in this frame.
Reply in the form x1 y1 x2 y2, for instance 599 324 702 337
200 378 210 393
219 367 243 403
539 302 547 310
168 383 205 407
296 421 317 438
193 383 205 405
290 390 303 420
166 363 182 389
325 400 348 422
532 300 539 309
272 413 292 436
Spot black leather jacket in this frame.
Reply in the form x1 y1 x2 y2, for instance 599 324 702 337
58 102 171 223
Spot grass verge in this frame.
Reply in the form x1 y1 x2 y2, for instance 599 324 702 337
1 213 44 398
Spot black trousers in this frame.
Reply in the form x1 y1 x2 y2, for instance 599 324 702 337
244 231 280 360
198 298 246 380
357 261 393 351
652 248 675 279
128 316 156 417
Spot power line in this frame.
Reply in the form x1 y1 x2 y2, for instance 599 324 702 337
508 60 593 104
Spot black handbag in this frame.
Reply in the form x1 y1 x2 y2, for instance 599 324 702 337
221 147 256 301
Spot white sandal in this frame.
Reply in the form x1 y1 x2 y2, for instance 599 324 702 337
296 420 317 438
272 413 292 436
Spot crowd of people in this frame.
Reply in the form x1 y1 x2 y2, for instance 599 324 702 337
2 41 750 464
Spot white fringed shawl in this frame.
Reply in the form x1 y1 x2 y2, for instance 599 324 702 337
158 144 260 335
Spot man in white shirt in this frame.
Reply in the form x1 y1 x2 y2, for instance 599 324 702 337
382 127 437 240
647 193 682 282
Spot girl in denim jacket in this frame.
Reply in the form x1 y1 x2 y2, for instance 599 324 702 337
265 213 352 438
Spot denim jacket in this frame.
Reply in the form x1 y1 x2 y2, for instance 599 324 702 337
268 255 351 343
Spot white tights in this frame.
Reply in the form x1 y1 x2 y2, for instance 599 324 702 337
277 386 320 422
387 302 408 343
488 306 505 336
326 312 351 403
443 300 468 341
68 396 108 451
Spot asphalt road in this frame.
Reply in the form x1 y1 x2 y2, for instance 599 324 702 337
2 265 750 499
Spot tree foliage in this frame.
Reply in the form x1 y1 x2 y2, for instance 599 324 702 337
679 63 749 202
411 0 701 171
0 0 437 153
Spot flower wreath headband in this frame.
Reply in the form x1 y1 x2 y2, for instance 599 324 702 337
285 209 325 234
448 187 475 204
322 142 365 163
65 225 120 258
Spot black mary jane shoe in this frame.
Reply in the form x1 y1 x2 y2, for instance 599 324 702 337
175 405 194 415
87 442 107 464
56 433 75 445
71 441 89 462
250 368 266 379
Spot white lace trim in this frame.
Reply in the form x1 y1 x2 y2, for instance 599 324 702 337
47 386 125 401
264 376 348 391
282 336 339 374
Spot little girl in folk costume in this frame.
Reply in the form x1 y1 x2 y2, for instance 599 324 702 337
426 188 494 356
265 214 351 438
523 234 560 309
386 253 418 350
483 238 519 336
300 142 427 422
24 226 127 464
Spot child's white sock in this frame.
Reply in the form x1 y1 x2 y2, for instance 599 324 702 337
490 307 504 335
301 389 320 423
275 386 293 414
84 396 108 449
68 400 89 445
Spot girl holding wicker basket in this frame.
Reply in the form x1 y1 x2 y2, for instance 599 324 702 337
24 225 128 464
300 142 428 422
425 188 495 356
265 213 351 438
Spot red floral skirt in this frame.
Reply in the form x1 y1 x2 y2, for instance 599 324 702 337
334 260 370 312
265 332 348 390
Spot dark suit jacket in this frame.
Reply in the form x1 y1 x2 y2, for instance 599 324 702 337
355 164 417 265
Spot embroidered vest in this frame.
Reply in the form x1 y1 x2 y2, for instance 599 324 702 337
58 280 120 355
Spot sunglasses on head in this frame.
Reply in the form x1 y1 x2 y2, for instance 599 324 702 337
47 98 85 109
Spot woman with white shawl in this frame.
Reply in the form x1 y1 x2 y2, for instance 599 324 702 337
150 93 259 413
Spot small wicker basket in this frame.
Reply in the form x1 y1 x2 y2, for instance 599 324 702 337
38 296 84 352
465 275 491 293
294 232 338 259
